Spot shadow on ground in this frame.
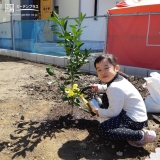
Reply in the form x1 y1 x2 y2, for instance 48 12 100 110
8 114 100 159
0 112 150 160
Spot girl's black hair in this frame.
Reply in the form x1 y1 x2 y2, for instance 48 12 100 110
94 54 117 68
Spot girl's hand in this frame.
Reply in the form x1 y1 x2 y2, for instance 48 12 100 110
90 84 98 92
93 109 99 117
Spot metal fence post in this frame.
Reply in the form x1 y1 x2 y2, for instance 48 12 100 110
104 14 109 54
10 0 15 50
11 19 15 50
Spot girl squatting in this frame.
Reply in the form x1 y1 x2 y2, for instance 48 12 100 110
91 54 156 147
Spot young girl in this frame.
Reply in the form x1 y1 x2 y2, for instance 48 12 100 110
91 54 156 147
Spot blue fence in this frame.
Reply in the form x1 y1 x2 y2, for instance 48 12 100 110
0 16 107 56
0 21 12 50
14 20 46 52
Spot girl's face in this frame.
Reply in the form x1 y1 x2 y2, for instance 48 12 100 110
95 58 119 83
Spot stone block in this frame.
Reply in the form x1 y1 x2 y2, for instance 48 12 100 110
22 52 30 60
30 53 37 62
119 65 125 73
89 59 96 74
80 63 90 72
44 55 54 65
54 56 65 67
124 66 148 77
37 54 45 63
17 51 23 59
11 50 17 57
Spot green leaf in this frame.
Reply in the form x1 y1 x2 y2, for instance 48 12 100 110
83 14 86 19
81 26 87 29
60 18 65 26
76 30 83 36
57 41 65 45
75 41 82 46
77 43 84 49
75 98 80 103
46 67 55 76
49 17 61 25
53 11 59 19
59 86 65 92
63 97 69 101
64 21 68 30
74 101 80 106
72 28 76 35
75 71 83 74
64 81 71 85
74 75 80 79
79 12 83 21
74 18 79 24
53 31 62 35
70 25 77 29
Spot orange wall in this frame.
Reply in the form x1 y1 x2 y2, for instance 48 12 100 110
107 15 160 70
108 4 160 14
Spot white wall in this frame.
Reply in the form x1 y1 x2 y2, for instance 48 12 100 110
56 0 79 18
80 0 94 16
54 0 59 6
54 0 121 18
53 0 121 42
0 0 11 38
0 0 21 38
80 0 121 16
0 0 10 22
98 0 121 15
79 0 121 41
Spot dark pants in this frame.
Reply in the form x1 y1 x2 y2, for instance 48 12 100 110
98 94 148 141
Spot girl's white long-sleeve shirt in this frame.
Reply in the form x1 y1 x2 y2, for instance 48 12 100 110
97 76 148 122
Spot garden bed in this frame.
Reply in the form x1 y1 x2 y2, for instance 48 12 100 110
0 55 159 160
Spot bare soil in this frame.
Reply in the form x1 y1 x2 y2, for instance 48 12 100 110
0 55 160 160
